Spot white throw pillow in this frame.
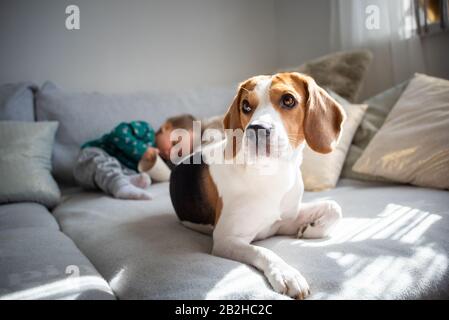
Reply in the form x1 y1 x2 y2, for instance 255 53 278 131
353 73 449 190
301 93 368 191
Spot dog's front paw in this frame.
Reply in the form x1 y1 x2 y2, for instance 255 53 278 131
265 263 310 299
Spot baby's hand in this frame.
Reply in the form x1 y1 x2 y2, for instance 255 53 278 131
142 147 159 162
138 147 159 173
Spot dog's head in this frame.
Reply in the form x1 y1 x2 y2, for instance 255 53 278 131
223 72 345 160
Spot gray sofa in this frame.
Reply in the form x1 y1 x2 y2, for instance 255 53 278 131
1 82 448 300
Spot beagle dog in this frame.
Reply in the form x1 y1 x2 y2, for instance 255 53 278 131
170 72 346 299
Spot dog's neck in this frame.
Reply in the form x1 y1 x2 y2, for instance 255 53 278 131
232 142 305 177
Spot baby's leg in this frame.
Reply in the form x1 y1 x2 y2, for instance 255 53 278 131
73 147 152 200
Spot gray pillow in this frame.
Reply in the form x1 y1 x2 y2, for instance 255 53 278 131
0 121 61 208
36 82 235 185
0 82 37 121
281 50 373 102
341 80 410 181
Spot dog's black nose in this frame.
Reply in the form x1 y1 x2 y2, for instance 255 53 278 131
247 124 272 139
247 123 273 156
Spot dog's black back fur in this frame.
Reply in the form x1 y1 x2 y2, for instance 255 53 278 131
169 152 215 225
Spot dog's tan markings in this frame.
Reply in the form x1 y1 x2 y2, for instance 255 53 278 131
201 168 222 226
270 72 345 153
295 73 346 154
270 73 307 148
214 196 223 226
223 76 264 158
241 89 260 122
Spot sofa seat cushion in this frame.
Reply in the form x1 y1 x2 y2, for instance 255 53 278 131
0 203 59 231
52 180 449 299
0 227 115 300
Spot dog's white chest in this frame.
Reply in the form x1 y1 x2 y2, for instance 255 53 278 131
210 158 302 241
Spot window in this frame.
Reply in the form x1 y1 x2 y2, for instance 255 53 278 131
414 0 449 35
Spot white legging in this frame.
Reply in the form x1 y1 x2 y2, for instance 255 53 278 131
73 147 145 196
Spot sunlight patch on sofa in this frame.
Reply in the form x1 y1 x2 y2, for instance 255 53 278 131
204 265 276 299
293 203 442 250
0 276 110 300
333 204 441 244
324 246 448 299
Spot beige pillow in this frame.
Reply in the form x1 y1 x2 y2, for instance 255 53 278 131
353 74 449 189
341 80 410 181
301 92 368 191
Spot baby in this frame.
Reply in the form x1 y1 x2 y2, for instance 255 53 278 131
73 114 196 200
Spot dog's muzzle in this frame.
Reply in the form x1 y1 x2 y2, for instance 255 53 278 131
247 123 272 141
246 122 273 157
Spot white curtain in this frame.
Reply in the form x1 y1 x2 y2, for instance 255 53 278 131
330 0 426 99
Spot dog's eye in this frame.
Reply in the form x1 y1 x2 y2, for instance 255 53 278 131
280 94 297 109
241 100 252 114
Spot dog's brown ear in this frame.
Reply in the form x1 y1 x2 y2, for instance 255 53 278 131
223 87 243 130
222 85 245 159
299 74 346 154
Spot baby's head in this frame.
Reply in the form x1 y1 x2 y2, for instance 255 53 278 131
156 114 197 160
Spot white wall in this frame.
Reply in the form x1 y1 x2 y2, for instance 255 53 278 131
0 0 447 94
0 0 277 93
275 0 332 69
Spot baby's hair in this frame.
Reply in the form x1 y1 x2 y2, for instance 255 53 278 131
165 114 197 131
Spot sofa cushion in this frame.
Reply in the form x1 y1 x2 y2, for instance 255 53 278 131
280 50 373 102
341 80 410 181
353 74 449 189
0 203 59 231
0 121 61 208
36 82 235 185
53 180 449 299
301 91 368 191
0 82 37 121
0 228 115 300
